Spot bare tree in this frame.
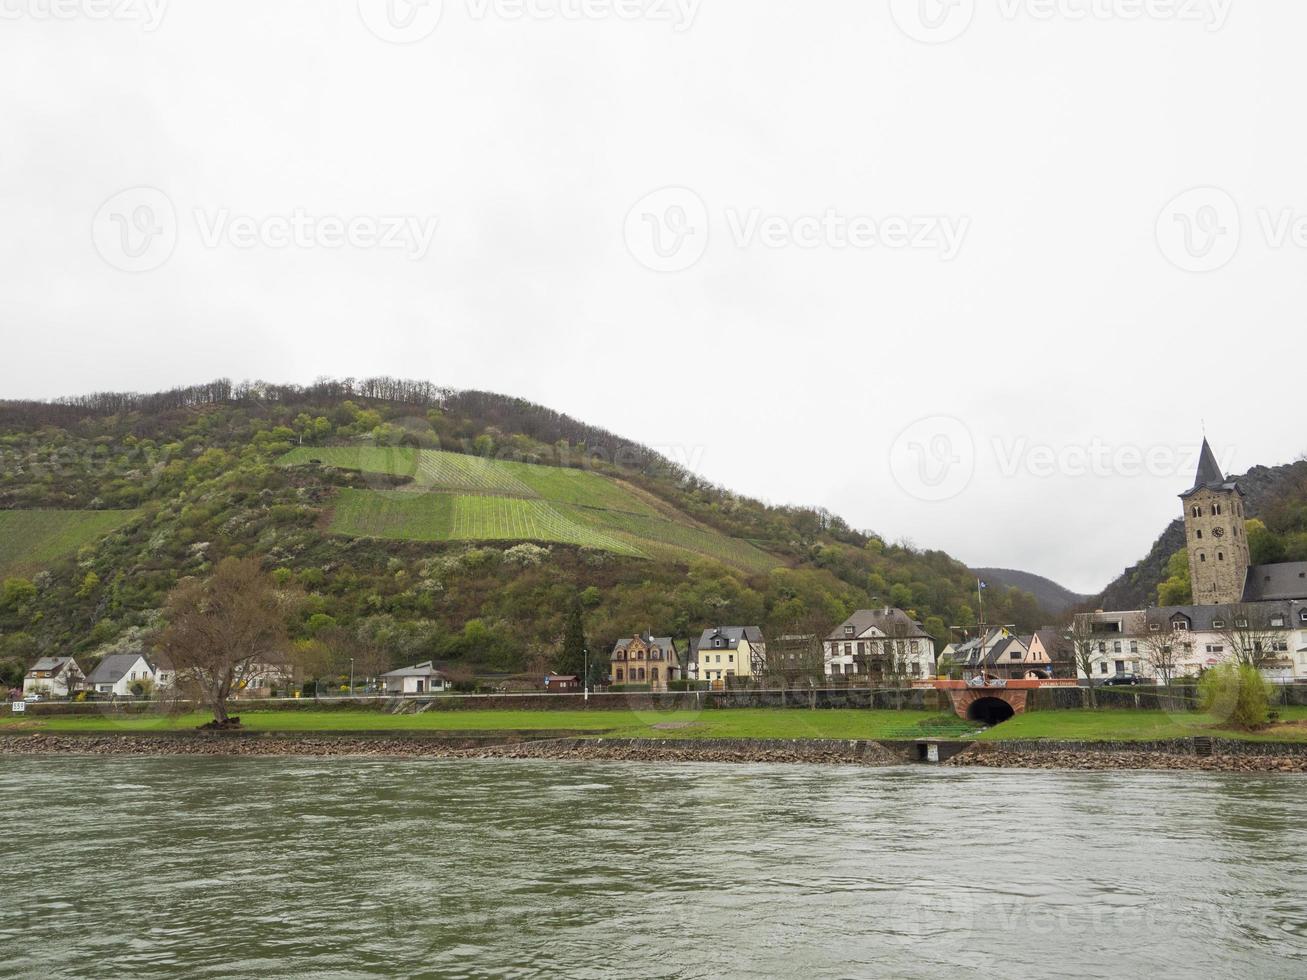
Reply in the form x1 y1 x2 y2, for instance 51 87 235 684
156 557 299 727
1142 632 1180 687
1215 604 1283 670
1066 615 1100 708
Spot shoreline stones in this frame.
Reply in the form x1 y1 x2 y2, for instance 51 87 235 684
945 743 1307 773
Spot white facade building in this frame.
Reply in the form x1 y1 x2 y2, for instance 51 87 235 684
824 608 935 679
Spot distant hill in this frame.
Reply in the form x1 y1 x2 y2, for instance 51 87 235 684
971 568 1091 615
0 377 1059 676
1096 459 1307 610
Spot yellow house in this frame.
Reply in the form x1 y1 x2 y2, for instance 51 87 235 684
694 627 766 687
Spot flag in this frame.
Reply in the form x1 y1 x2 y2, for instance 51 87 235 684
977 579 988 591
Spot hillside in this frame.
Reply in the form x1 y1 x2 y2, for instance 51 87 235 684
0 378 1054 680
970 568 1090 615
1097 459 1307 609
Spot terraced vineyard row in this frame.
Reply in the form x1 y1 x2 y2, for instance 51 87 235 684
329 490 644 557
0 509 140 577
280 446 659 515
286 445 780 572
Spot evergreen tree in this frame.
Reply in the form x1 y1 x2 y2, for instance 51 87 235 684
558 594 588 679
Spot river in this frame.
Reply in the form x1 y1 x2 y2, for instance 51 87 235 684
2 757 1304 978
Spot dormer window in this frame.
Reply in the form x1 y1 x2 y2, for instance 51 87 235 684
1213 620 1225 629
1299 610 1307 623
1235 618 1248 628
1172 621 1189 631
1150 624 1161 632
844 625 854 636
1271 616 1285 628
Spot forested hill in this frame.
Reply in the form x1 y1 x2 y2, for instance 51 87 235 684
970 568 1090 615
1096 458 1307 610
0 378 1052 682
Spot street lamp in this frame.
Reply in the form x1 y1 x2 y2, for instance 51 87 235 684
349 657 355 697
583 646 589 702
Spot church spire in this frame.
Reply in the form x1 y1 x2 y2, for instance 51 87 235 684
1192 437 1225 490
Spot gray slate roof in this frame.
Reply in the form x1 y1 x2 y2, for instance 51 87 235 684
826 608 929 642
380 660 446 678
86 654 150 685
612 634 678 654
26 656 75 676
697 626 765 649
1242 562 1307 602
1180 438 1242 499
1145 601 1303 632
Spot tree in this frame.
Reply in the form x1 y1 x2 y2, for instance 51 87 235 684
556 594 588 679
156 557 298 726
1215 604 1281 670
1066 615 1100 708
1156 549 1192 606
1199 663 1272 730
1142 632 1180 687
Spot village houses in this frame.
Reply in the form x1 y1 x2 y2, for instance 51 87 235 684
609 633 682 691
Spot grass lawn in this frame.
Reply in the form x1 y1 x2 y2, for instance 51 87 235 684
975 706 1307 743
0 707 971 740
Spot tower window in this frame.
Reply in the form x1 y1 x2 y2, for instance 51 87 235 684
1199 553 1207 562
1218 552 1224 561
1196 530 1203 539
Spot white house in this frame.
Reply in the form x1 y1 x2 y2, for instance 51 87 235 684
1075 602 1307 683
23 657 84 698
825 608 935 680
380 660 450 695
86 654 156 698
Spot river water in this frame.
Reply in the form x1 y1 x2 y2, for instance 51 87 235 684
2 757 1304 978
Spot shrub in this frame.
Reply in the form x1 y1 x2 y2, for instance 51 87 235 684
1199 664 1272 730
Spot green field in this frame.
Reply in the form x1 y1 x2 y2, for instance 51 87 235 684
281 446 779 572
0 708 971 740
0 509 140 578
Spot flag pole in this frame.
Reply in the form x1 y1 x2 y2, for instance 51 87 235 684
976 577 985 629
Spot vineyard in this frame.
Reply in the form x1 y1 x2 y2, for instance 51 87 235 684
283 447 778 572
0 510 140 578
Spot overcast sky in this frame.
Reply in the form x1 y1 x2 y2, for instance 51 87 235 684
3 0 1304 593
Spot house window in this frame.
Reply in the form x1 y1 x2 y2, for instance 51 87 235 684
615 668 623 682
1212 620 1225 629
1113 641 1122 653
1235 619 1248 628
1150 624 1161 632
651 667 659 681
1271 616 1285 628
1098 662 1108 674
1130 641 1138 654
1172 621 1189 631
1098 642 1106 652
844 625 854 636
856 642 865 656
1300 611 1307 624
1199 553 1207 562
1114 661 1125 673
728 655 734 664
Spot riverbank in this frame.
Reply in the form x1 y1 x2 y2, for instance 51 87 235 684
8 731 1307 771
0 732 907 766
947 740 1307 772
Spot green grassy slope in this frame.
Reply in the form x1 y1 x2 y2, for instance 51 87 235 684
282 446 779 572
0 510 140 578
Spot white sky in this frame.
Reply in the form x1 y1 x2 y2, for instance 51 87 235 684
3 0 1305 594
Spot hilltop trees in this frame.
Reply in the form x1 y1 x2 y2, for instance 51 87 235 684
157 557 298 726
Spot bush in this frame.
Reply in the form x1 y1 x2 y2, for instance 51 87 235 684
668 680 708 691
1199 664 1272 730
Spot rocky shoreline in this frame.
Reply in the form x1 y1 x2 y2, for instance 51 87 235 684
5 732 1307 771
0 733 905 766
946 742 1307 773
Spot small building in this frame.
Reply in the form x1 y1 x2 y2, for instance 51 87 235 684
22 657 84 698
380 660 450 695
543 674 581 692
696 627 766 687
610 634 683 690
942 628 1024 682
86 654 156 698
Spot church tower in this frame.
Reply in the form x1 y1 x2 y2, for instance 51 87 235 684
1180 438 1250 605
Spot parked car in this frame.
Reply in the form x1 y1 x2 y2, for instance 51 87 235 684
1101 674 1143 686
23 693 43 702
